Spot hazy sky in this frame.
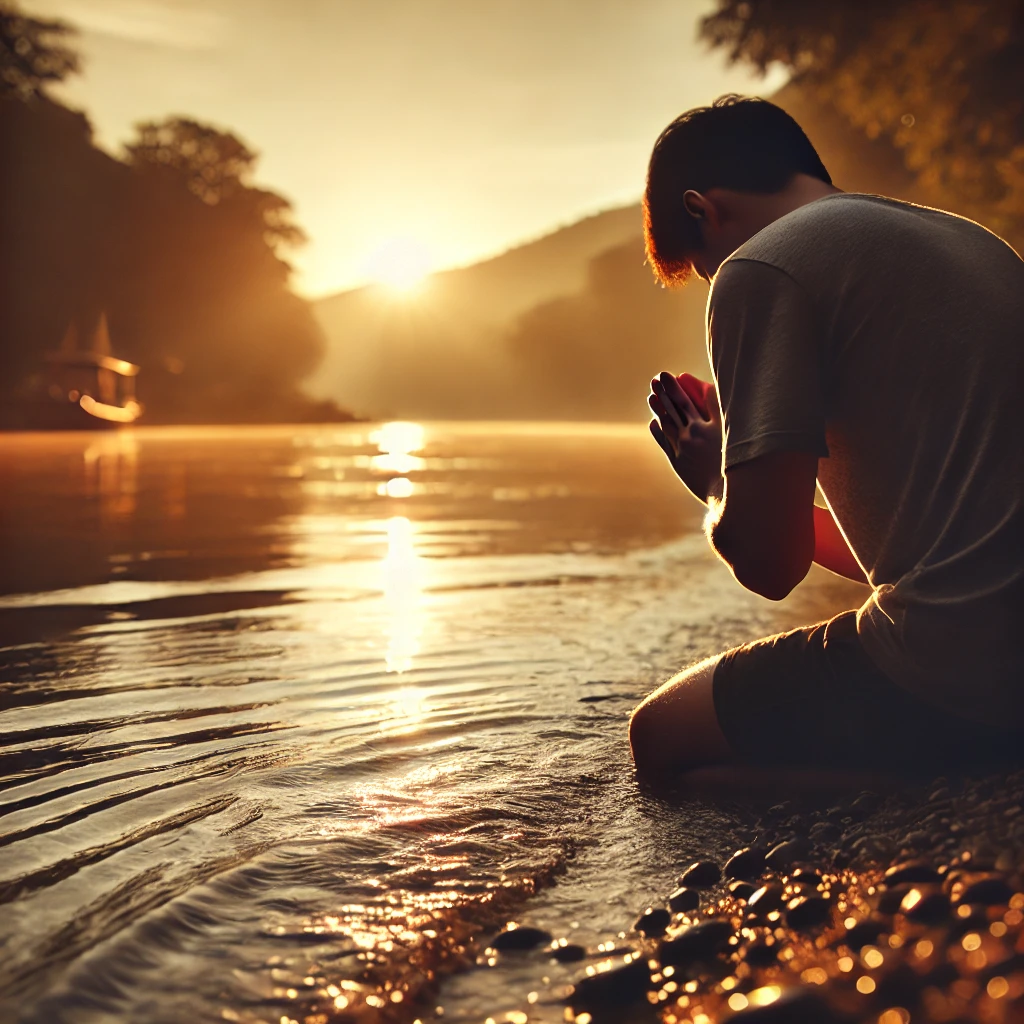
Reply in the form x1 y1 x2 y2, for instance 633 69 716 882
26 0 785 297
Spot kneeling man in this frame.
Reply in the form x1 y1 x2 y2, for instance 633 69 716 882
631 96 1023 774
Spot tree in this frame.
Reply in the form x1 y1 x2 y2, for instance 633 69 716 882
1 74 336 423
126 117 306 251
0 2 78 99
701 0 1024 245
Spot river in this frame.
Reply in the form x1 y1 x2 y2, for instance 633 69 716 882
0 423 864 1023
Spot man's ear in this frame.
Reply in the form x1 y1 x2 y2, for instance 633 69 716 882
682 190 709 220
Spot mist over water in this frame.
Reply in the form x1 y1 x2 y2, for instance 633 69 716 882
0 424 862 1023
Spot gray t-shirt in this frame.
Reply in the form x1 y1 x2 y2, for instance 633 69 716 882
708 193 1023 729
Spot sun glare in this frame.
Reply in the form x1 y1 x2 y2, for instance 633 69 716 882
372 421 425 456
365 236 435 294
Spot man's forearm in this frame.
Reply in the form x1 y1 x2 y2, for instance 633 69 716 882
812 505 868 584
704 493 802 601
701 453 821 601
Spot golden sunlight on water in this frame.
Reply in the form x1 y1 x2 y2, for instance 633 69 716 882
382 515 426 676
0 423 867 1024
373 421 427 500
82 430 139 522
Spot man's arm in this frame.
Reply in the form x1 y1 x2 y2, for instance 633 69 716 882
707 450 817 600
649 372 815 598
649 372 814 599
649 373 868 597
709 457 870 595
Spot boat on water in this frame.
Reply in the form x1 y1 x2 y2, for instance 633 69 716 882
4 312 142 430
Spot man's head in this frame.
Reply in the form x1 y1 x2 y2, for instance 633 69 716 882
644 95 833 285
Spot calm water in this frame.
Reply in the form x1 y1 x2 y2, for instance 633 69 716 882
0 423 862 1023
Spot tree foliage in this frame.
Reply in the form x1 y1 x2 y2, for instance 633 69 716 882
126 117 306 251
126 118 258 205
701 0 1024 244
0 3 78 99
0 0 338 424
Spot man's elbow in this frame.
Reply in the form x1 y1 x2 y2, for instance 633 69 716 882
712 525 811 601
733 561 805 601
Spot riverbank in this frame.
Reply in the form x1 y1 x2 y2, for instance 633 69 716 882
454 768 1024 1024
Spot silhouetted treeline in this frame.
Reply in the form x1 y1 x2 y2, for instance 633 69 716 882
0 6 348 424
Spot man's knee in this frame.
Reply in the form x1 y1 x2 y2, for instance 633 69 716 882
628 656 730 774
628 697 660 766
629 685 688 772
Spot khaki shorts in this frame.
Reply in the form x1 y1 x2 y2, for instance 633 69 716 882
711 610 1020 772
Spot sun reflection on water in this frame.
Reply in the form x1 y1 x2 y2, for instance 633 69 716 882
380 476 415 498
382 515 424 676
372 422 425 501
371 451 425 475
371 421 425 457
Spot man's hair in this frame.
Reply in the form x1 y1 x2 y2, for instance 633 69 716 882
643 95 832 286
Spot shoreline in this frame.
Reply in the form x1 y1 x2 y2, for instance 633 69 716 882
445 766 1024 1024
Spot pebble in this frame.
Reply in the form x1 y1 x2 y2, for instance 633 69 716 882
633 906 671 937
746 883 785 915
668 886 700 913
954 875 1016 906
898 829 932 852
678 860 721 889
491 925 552 951
850 790 881 815
549 943 586 963
740 936 779 966
788 867 823 889
724 846 765 881
764 838 810 870
784 895 831 931
657 918 734 966
882 860 942 886
809 821 841 844
569 957 650 1009
848 833 894 860
835 916 885 950
830 848 851 869
728 879 756 901
899 887 950 925
877 883 916 915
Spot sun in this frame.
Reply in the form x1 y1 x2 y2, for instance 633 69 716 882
364 236 435 294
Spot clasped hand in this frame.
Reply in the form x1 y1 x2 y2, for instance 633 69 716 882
648 371 724 504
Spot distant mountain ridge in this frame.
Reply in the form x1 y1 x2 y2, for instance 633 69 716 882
309 85 921 422
317 203 642 329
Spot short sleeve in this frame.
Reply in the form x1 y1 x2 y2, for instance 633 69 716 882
708 258 829 471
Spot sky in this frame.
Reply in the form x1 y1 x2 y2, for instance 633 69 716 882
25 0 786 297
